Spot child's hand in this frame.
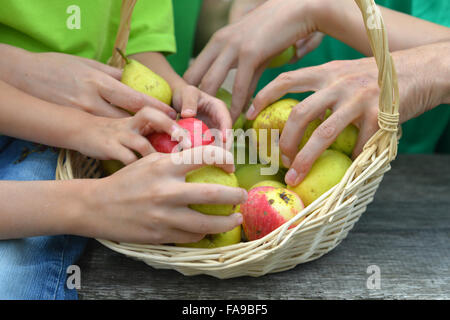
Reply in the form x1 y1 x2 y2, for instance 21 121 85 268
172 84 233 141
77 107 190 165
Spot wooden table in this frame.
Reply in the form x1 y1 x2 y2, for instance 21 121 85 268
77 154 450 300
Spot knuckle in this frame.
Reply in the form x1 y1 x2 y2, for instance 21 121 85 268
290 104 309 121
315 120 337 139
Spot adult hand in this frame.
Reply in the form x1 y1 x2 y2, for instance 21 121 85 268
228 0 324 63
79 146 247 244
184 0 318 121
0 45 176 118
250 42 450 186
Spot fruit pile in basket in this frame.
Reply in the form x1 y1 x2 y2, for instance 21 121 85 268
101 49 357 249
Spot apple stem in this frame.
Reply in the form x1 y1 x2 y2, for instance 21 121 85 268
116 48 130 64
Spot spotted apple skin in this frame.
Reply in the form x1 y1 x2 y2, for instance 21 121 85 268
241 186 304 241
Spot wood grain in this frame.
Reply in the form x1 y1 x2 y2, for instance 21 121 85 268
77 154 450 300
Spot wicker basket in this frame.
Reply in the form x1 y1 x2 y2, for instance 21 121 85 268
55 0 400 279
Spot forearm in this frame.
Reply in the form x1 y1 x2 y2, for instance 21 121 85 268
0 80 92 150
0 179 89 239
130 51 185 91
0 44 30 87
311 0 450 56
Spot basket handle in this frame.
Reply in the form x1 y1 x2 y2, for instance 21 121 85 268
109 0 137 69
354 0 400 160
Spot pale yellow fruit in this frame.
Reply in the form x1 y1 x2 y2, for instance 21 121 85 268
120 54 172 106
288 150 352 206
250 180 286 190
186 166 239 216
176 225 242 248
252 98 299 169
268 45 295 68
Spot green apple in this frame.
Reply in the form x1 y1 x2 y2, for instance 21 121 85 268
288 149 352 206
101 160 124 176
325 109 359 156
250 180 286 190
268 45 296 68
176 225 242 248
235 163 285 191
185 165 239 216
298 119 322 151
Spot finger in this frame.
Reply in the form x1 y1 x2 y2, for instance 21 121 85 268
199 47 237 96
165 229 206 245
295 32 325 61
169 209 243 235
248 68 324 120
171 183 247 206
183 33 225 86
131 107 192 150
75 56 123 80
165 145 236 176
285 107 357 186
109 143 139 165
180 85 200 118
243 64 266 116
231 56 256 121
92 97 131 118
198 94 233 139
279 88 338 167
98 77 176 118
120 133 155 158
352 112 379 159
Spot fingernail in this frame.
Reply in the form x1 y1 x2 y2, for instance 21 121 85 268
182 109 195 118
169 110 177 119
233 213 243 224
281 155 291 168
285 168 298 185
246 105 256 119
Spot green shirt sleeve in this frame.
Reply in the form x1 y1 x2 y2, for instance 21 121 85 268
125 0 176 56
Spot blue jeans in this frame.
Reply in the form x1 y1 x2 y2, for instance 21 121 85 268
0 136 88 299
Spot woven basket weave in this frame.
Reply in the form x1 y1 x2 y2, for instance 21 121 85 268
55 0 400 279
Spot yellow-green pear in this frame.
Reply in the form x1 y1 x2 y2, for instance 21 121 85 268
288 150 352 207
252 98 299 168
118 48 172 106
176 225 242 248
235 163 285 191
186 166 239 216
250 180 286 190
268 45 296 68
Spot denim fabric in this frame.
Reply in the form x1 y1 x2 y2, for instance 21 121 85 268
0 136 88 299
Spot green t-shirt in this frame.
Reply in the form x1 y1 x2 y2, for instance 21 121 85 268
0 0 176 63
256 0 450 153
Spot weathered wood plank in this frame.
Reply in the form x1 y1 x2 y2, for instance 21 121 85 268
77 154 450 300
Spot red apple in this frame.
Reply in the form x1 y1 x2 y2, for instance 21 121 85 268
147 118 214 153
240 186 305 241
